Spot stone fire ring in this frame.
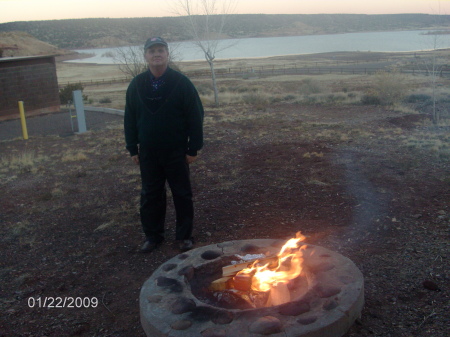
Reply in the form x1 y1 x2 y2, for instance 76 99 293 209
140 239 364 337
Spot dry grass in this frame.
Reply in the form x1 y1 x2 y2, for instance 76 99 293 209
61 150 88 162
72 50 450 117
0 150 49 175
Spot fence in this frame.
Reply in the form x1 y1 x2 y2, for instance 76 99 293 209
59 62 450 88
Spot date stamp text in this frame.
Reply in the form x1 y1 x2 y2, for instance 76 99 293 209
28 297 98 308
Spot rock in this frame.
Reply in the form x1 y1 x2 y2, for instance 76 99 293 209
297 315 318 325
188 306 217 322
241 244 260 254
313 284 341 298
215 290 254 310
422 280 440 291
201 250 222 260
211 310 234 324
201 328 227 337
155 276 183 293
178 265 195 280
178 253 189 260
308 262 335 273
162 263 177 271
171 297 197 314
249 316 282 335
171 320 192 330
323 299 339 310
155 276 177 287
146 295 162 303
279 300 311 316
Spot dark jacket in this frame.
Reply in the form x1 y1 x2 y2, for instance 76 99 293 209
124 67 204 157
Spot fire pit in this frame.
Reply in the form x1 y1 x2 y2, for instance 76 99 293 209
140 238 364 337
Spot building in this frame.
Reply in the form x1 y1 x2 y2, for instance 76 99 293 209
0 55 60 121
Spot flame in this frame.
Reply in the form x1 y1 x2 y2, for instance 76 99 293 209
237 232 306 292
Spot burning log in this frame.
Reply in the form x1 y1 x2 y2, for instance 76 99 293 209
209 256 275 291
222 256 278 277
209 232 307 308
209 277 232 291
232 274 253 291
209 256 292 307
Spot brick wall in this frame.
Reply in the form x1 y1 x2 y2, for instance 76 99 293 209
0 56 60 120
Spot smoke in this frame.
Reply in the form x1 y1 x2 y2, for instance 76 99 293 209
333 148 391 246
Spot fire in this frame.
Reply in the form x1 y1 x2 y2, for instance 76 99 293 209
236 232 306 293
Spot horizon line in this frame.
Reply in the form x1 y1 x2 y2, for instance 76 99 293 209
1 12 448 25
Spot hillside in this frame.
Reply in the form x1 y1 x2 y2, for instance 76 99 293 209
1 14 449 49
0 31 68 57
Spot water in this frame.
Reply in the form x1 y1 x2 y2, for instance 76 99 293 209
67 30 450 64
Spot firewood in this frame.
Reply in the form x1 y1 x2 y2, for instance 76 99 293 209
209 277 232 291
222 256 278 277
232 274 253 291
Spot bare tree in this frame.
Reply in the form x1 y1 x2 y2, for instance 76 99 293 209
113 45 148 79
113 43 182 79
415 1 448 124
420 32 448 124
171 0 238 106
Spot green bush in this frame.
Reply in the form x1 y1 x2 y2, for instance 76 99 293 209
59 83 88 105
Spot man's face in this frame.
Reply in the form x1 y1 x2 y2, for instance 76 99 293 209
144 44 169 68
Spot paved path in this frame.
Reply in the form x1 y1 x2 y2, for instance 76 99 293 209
0 109 123 141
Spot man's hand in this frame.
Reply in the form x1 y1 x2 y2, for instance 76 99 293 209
186 155 197 165
131 155 139 165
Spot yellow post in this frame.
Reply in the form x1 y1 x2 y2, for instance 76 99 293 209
18 101 28 140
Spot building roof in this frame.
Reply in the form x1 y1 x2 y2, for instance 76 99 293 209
0 55 56 63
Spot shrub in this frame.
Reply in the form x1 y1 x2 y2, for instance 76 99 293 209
242 92 269 110
270 97 283 103
361 94 381 105
366 70 409 105
283 94 296 101
234 85 250 93
99 97 112 104
59 83 88 105
325 94 342 103
303 96 318 105
299 78 322 94
404 94 432 104
196 83 213 96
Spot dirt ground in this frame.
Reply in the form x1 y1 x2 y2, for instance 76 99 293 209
2 49 450 336
1 95 449 336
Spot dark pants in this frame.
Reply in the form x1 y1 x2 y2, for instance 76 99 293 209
139 147 194 243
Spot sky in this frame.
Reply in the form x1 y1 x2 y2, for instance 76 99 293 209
0 0 449 24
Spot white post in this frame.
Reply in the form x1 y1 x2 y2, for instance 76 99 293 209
72 90 87 133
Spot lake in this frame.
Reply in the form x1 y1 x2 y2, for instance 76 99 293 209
68 30 450 64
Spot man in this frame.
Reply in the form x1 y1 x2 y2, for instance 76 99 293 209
124 37 204 253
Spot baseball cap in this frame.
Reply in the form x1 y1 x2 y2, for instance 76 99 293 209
144 37 168 50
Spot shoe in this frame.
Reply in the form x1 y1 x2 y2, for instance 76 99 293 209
179 239 194 252
140 240 159 253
